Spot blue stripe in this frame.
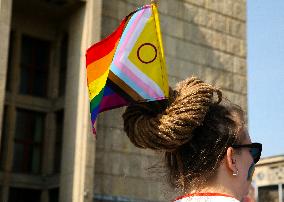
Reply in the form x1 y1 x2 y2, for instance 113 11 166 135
91 106 100 124
103 86 114 96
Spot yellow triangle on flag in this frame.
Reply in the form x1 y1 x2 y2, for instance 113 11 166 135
128 4 168 97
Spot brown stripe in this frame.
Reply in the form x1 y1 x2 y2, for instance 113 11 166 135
106 79 133 102
109 71 143 101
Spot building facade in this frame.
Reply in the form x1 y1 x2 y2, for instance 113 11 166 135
0 0 247 201
254 155 284 202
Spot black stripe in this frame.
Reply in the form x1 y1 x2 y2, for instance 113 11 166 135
106 79 134 102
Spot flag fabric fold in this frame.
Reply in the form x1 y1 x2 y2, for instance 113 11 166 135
86 3 168 134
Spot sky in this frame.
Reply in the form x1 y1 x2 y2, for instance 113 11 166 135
248 0 284 158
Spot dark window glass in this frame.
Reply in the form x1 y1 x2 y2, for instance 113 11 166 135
19 35 50 97
8 187 41 202
12 108 45 174
6 31 14 92
94 195 140 202
49 188 59 202
59 34 68 96
0 106 8 170
53 110 64 173
258 185 279 202
0 187 2 200
282 184 284 202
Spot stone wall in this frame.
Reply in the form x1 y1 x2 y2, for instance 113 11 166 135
253 156 284 202
94 0 247 201
254 156 284 187
0 0 12 141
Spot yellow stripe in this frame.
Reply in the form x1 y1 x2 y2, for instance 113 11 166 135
153 3 169 97
87 41 119 84
88 69 110 101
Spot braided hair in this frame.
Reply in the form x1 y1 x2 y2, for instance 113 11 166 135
122 77 244 191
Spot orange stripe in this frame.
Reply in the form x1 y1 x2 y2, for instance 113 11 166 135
87 41 119 84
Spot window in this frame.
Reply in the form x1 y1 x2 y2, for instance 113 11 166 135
2 13 68 198
12 109 45 174
49 188 59 202
282 184 284 202
59 34 68 96
53 110 64 173
94 194 148 202
19 35 50 97
0 106 8 170
0 186 3 200
6 31 14 92
8 187 41 202
258 185 279 202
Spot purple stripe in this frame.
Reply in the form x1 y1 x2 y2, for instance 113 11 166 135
99 93 129 113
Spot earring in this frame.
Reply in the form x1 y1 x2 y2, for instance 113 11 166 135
233 169 239 176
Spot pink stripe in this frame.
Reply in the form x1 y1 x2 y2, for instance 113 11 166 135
99 94 128 113
114 60 160 98
113 6 160 99
116 8 146 60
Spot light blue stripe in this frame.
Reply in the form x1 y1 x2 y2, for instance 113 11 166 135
117 10 143 51
110 63 152 100
109 7 153 101
114 7 150 59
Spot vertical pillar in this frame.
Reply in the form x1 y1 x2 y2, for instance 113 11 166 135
59 0 102 202
0 0 12 145
255 185 259 202
279 184 283 202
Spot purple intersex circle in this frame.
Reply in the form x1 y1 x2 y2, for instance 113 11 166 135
137 43 157 64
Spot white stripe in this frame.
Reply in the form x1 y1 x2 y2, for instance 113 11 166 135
121 54 165 97
124 8 152 52
116 7 165 98
175 196 240 202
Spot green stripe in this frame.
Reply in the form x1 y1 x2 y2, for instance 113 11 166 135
90 88 104 112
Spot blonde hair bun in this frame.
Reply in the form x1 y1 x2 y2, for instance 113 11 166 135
122 77 222 151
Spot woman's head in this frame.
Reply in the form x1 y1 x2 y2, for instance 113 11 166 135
122 77 256 197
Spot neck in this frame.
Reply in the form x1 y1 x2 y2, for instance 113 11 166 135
185 174 242 201
187 184 239 199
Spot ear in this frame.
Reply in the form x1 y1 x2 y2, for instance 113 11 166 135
226 147 236 172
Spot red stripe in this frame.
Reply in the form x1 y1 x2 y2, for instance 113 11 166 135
174 193 237 201
86 18 127 66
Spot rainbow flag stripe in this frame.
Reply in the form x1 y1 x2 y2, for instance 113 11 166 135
86 4 168 134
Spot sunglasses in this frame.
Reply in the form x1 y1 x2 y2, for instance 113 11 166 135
231 143 262 164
